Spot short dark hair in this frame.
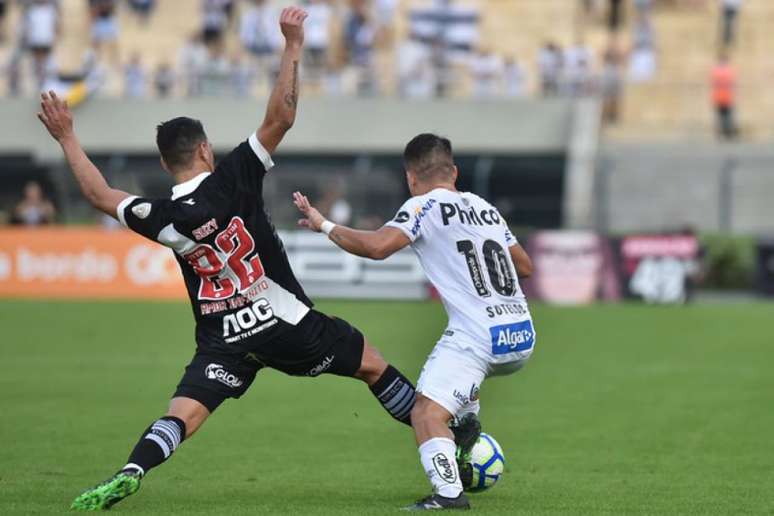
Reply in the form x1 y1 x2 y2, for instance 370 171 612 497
156 117 207 171
403 133 455 181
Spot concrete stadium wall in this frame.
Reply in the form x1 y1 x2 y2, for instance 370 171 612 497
0 97 573 159
597 142 774 235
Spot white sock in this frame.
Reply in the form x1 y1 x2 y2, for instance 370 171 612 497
418 437 463 498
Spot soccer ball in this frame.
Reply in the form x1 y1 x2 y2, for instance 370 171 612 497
465 432 506 492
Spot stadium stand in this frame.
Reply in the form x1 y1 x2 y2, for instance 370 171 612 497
0 0 771 139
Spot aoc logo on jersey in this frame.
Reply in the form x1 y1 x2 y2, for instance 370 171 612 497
490 320 535 355
440 202 501 227
205 363 244 388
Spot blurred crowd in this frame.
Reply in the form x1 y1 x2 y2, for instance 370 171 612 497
0 0 745 133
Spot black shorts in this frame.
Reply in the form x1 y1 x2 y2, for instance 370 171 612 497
173 310 365 412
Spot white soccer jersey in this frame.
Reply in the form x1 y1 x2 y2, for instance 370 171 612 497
386 188 534 363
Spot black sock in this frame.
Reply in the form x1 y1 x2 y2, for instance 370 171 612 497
369 365 416 427
123 416 186 477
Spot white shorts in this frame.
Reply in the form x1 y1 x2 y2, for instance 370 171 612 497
416 334 533 418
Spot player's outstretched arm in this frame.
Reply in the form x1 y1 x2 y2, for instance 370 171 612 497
256 6 308 155
509 244 533 278
293 192 411 260
37 91 130 219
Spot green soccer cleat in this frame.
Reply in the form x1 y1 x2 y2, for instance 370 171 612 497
70 470 142 511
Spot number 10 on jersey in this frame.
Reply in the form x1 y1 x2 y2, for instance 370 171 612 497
457 239 518 298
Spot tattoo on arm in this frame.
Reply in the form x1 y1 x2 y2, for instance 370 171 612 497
284 61 299 108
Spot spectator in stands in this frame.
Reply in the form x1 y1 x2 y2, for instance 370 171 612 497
397 36 435 99
198 36 230 96
0 0 7 43
634 0 653 16
629 9 657 82
90 0 119 64
123 53 146 98
12 181 56 226
22 0 60 89
711 52 737 139
503 56 526 97
719 0 742 48
304 0 332 85
344 0 376 95
470 48 503 99
153 62 175 97
127 0 156 26
600 47 623 124
230 52 252 97
608 0 624 33
537 42 562 96
178 32 208 96
239 0 280 87
201 0 229 43
563 39 594 96
374 0 398 46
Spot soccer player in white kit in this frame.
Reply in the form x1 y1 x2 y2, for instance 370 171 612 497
293 133 535 510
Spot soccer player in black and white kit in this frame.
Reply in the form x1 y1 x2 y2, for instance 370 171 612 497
294 134 536 510
37 8 418 511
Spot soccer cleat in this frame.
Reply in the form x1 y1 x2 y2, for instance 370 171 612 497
451 413 481 463
70 469 142 511
402 493 471 511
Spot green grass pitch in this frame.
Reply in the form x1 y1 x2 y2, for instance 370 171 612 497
0 299 772 515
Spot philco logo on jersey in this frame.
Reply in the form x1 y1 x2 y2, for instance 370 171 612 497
131 203 152 219
490 320 535 355
431 453 457 483
409 199 437 236
440 202 501 227
205 363 243 388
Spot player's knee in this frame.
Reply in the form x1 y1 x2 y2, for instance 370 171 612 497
411 395 450 425
166 397 211 439
353 341 388 385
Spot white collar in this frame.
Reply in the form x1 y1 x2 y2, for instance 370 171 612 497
171 172 211 200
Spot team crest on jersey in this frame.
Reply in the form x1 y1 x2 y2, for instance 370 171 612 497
131 202 152 219
394 211 410 223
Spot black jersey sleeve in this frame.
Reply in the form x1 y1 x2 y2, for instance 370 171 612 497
116 195 172 242
213 133 275 194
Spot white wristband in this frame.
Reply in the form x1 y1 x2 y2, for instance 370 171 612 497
320 220 336 236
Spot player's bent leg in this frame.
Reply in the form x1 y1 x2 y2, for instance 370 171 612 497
357 339 417 427
405 395 469 511
311 315 418 428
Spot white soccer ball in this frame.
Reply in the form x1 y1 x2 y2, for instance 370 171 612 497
465 432 506 492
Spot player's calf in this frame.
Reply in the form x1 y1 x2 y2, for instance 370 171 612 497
357 341 416 427
411 396 465 503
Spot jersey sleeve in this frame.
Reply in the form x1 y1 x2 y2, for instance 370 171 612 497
504 224 518 247
116 196 171 242
213 133 275 194
384 197 429 243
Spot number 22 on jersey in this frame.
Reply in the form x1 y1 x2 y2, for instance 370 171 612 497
183 217 265 300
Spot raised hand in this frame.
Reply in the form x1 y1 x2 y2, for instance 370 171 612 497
279 6 308 48
37 91 75 142
293 191 325 232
